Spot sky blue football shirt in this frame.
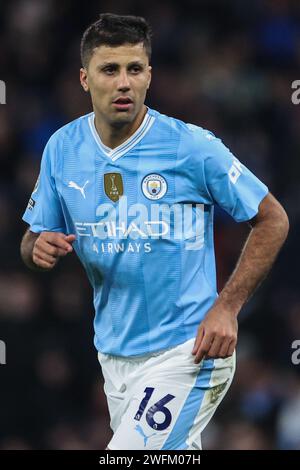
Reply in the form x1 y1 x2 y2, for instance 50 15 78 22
23 107 268 356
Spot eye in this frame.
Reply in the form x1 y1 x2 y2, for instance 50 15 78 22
130 65 142 74
102 66 116 75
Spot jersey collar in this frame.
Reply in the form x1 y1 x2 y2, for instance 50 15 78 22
88 109 155 162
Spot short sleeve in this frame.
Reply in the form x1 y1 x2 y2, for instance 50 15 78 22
202 133 269 222
22 134 66 233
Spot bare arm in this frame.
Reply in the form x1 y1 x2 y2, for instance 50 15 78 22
20 230 41 270
192 193 289 363
216 192 289 313
20 229 76 271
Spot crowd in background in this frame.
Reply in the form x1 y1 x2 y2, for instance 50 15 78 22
0 0 300 449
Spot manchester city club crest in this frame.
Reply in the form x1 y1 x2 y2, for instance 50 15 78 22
142 174 167 200
104 173 124 202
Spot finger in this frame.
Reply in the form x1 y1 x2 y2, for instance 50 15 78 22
64 234 76 243
54 247 70 257
43 233 74 252
206 336 224 358
33 254 56 270
37 239 69 257
192 326 204 354
194 333 214 364
34 249 57 264
219 338 233 357
59 234 76 252
218 339 232 358
47 239 72 254
226 341 236 357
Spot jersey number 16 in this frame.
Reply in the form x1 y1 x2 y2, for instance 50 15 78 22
134 387 175 431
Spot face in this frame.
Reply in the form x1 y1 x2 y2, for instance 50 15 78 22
80 43 152 127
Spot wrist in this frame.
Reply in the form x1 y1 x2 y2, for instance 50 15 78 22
215 293 242 318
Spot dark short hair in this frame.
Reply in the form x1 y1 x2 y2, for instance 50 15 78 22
80 13 152 68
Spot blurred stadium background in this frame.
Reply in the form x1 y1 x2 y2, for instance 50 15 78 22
0 0 300 450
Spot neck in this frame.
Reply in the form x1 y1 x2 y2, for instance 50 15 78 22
94 105 147 149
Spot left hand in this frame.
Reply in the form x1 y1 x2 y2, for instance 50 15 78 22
192 302 238 364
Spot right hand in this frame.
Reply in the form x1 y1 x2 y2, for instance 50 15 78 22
32 232 76 270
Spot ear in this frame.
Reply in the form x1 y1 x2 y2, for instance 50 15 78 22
80 67 89 92
147 66 152 90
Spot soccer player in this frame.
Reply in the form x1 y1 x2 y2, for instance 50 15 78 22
20 13 289 450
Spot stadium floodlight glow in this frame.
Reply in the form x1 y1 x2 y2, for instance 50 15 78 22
0 80 6 104
0 340 6 365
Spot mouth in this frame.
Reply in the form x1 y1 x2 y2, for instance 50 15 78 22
112 97 134 111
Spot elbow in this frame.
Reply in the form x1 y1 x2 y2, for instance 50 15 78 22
252 193 290 242
278 206 289 242
266 202 289 244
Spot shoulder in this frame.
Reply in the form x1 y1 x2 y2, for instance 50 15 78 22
149 108 219 154
45 112 93 150
41 113 93 176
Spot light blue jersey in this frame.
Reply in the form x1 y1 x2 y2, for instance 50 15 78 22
23 107 268 356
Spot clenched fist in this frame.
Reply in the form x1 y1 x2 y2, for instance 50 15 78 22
32 232 76 270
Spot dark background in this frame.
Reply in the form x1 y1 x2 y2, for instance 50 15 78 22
0 0 299 449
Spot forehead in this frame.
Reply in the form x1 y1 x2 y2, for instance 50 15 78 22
89 43 149 66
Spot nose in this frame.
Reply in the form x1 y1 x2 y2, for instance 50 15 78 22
117 70 131 92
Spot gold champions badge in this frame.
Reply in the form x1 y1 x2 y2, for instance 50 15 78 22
104 173 124 202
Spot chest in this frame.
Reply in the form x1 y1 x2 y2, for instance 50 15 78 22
57 148 204 223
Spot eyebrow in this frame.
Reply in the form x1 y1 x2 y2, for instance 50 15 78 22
97 61 145 70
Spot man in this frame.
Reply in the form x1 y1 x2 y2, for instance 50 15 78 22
20 13 289 450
